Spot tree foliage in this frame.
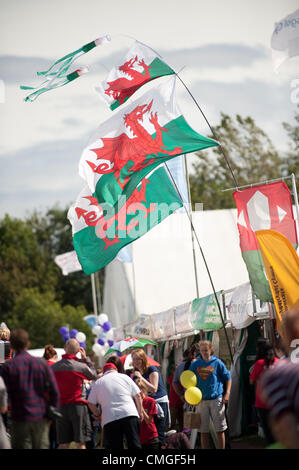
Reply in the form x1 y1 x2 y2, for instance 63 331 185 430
190 110 299 209
0 207 103 350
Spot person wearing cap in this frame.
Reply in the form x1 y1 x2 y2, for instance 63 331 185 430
88 362 143 449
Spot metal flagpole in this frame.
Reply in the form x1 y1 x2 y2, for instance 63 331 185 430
90 273 98 318
183 155 200 298
222 174 294 192
175 73 239 189
291 173 299 230
164 161 234 363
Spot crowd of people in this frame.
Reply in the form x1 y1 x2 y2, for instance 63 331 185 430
0 307 298 450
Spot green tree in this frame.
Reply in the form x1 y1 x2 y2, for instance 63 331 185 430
190 113 283 209
7 288 93 350
27 206 103 311
0 215 57 314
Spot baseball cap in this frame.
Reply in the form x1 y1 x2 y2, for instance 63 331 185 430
103 362 118 373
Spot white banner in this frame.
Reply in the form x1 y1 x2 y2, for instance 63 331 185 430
174 302 193 334
227 282 256 329
151 308 175 339
54 250 82 275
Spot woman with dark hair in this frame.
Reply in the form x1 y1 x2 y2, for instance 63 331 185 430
105 355 125 374
250 343 279 444
131 349 169 445
43 345 58 366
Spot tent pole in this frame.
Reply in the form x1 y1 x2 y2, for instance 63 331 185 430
164 162 234 363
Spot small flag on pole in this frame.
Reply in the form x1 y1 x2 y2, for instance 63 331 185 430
54 250 82 275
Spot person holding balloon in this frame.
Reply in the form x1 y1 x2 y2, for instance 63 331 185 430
131 349 169 446
187 340 231 449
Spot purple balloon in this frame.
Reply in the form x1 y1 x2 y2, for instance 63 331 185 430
97 338 105 346
108 340 114 347
62 334 70 342
102 321 112 332
116 351 121 357
70 329 78 338
59 326 69 336
79 342 86 349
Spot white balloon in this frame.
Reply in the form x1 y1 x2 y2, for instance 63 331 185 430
92 325 102 336
106 330 114 340
76 332 86 343
98 313 108 324
92 343 102 355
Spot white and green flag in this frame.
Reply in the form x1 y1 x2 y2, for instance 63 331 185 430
79 77 218 213
96 40 175 110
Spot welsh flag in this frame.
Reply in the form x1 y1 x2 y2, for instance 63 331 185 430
68 167 183 274
233 181 298 302
79 77 218 212
96 41 175 110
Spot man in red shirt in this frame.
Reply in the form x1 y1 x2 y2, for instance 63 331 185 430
52 338 98 449
135 378 159 450
250 344 278 444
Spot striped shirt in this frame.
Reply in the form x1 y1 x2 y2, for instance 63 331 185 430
0 350 60 422
261 359 299 419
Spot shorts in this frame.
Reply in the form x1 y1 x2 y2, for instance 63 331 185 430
56 403 93 444
198 397 227 433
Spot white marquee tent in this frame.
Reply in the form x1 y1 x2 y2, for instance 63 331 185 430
103 208 251 328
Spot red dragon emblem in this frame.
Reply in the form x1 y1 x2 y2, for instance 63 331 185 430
105 56 152 105
75 178 156 250
86 100 182 189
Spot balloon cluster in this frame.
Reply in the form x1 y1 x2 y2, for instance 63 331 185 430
180 370 202 405
59 326 86 349
90 313 114 358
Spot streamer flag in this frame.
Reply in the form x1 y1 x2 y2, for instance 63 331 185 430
79 77 218 212
233 181 298 303
21 34 110 102
96 40 175 110
67 167 183 274
256 230 299 334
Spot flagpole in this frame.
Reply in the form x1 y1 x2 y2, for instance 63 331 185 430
90 273 98 318
183 155 200 298
222 174 294 192
164 162 234 363
291 173 299 231
175 73 239 189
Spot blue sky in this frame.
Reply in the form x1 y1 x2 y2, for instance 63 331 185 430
0 0 298 218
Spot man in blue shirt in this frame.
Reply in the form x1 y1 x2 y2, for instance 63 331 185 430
189 340 231 449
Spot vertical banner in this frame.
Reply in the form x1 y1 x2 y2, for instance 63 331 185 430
233 181 298 302
256 229 299 334
227 283 256 330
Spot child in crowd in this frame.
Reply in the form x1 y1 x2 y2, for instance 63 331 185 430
135 378 160 450
0 325 12 363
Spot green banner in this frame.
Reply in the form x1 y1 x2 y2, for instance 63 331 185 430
190 292 223 331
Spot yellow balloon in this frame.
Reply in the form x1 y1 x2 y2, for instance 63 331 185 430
180 370 197 389
185 387 202 405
